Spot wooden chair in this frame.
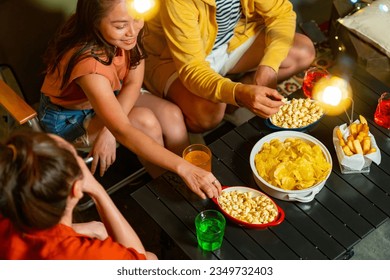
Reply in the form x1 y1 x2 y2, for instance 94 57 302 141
0 65 147 211
0 66 41 134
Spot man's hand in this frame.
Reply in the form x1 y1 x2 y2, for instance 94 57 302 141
234 83 284 119
254 65 278 89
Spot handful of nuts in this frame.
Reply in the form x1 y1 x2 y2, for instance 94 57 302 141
218 190 278 224
270 98 324 129
336 115 376 156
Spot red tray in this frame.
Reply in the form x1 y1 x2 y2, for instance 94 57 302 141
212 186 285 229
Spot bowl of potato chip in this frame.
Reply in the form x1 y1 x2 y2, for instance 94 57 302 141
212 186 285 229
249 131 332 203
266 98 324 131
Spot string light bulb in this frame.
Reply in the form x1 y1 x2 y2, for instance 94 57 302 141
312 76 354 123
126 0 159 21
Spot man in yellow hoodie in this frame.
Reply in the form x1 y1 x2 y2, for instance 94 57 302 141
144 0 315 133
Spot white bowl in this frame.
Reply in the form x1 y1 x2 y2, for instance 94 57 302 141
249 131 332 203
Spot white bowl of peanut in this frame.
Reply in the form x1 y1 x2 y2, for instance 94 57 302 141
267 98 324 131
212 186 285 228
249 131 332 203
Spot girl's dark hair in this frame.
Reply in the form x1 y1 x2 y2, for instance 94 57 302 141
43 0 147 89
0 130 82 230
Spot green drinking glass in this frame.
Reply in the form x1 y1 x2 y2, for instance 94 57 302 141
195 210 226 251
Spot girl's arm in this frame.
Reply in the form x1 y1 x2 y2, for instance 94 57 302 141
77 73 221 199
114 60 145 116
75 156 146 253
87 60 144 176
72 221 108 240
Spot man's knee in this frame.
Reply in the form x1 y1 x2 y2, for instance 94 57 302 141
166 103 186 125
296 33 316 65
185 104 225 133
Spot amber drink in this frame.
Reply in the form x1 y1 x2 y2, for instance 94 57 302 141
183 144 212 172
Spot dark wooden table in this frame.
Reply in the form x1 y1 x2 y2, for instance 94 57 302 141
131 65 390 260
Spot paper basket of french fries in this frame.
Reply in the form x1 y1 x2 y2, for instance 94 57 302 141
333 115 381 174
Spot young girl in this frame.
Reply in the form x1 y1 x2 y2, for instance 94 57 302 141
38 0 221 199
0 131 157 259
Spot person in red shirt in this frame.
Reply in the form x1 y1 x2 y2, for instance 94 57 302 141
0 130 157 260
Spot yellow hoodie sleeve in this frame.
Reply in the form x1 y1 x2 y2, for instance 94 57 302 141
160 0 239 105
253 0 296 72
158 0 296 105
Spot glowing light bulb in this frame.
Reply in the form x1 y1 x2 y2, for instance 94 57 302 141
312 76 353 117
133 0 154 14
126 0 159 20
323 86 342 106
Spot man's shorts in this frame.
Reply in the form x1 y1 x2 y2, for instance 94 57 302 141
164 34 258 96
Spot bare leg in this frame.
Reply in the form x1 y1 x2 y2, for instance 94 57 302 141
86 107 166 178
135 93 189 155
126 107 166 178
229 32 315 83
166 78 226 133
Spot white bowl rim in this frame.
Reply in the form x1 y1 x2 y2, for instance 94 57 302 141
249 131 332 193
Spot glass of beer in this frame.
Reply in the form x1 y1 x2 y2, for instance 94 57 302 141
183 144 212 172
374 92 390 130
302 67 330 98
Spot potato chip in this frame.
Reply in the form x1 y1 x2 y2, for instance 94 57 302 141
254 138 331 190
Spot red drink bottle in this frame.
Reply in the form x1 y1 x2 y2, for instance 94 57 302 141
374 92 390 129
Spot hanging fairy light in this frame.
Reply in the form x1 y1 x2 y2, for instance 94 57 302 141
127 0 159 21
333 0 370 54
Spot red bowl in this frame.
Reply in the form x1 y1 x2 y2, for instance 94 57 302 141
212 186 285 229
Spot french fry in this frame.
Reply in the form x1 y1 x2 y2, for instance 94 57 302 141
357 123 363 134
342 145 354 156
350 123 358 138
347 139 356 153
359 115 368 125
362 137 371 154
339 138 346 147
361 123 369 134
353 139 363 154
356 132 366 143
367 147 377 154
336 128 344 141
